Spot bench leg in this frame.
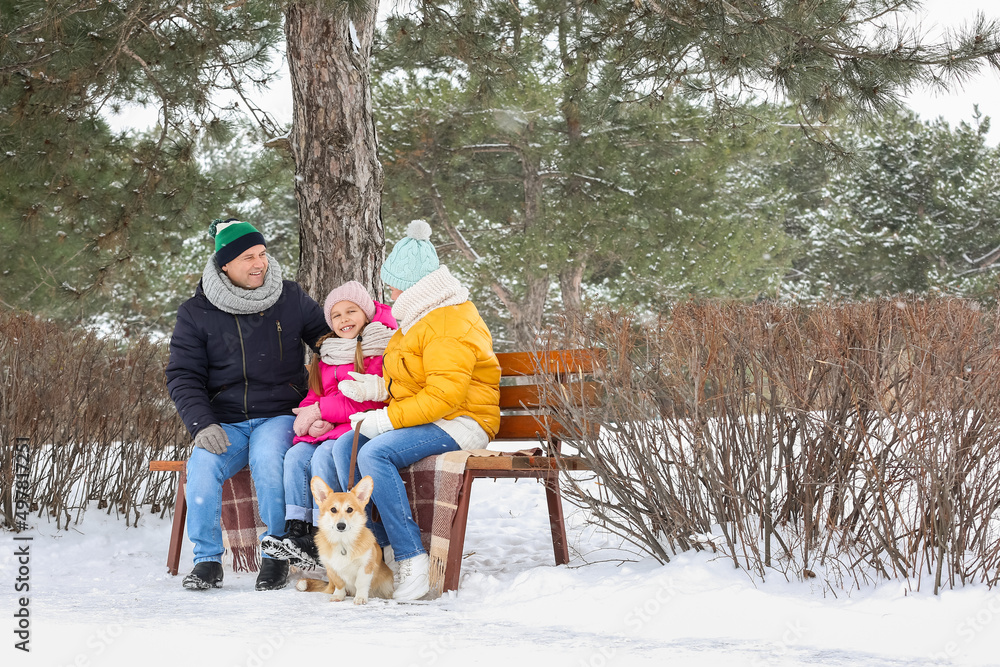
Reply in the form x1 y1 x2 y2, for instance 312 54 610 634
166 470 187 576
544 472 570 566
443 472 475 593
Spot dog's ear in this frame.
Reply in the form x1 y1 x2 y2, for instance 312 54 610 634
310 476 333 504
352 476 374 507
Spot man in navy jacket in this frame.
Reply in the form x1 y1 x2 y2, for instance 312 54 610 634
166 219 329 591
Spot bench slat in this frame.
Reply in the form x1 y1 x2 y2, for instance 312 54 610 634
151 455 591 473
496 349 605 377
499 381 601 409
464 456 590 471
150 461 186 472
494 414 566 440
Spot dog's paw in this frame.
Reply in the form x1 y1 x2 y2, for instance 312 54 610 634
330 589 347 602
295 580 308 592
353 595 369 605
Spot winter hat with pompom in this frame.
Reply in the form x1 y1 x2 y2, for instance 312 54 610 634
323 281 376 329
380 220 440 290
210 218 266 268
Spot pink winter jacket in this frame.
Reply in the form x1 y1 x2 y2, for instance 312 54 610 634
292 301 397 444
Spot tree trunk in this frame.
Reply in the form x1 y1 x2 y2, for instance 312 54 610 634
285 1 384 302
559 260 586 336
555 5 588 345
510 274 549 349
510 140 550 349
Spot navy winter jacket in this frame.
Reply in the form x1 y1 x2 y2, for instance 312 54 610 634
165 280 330 438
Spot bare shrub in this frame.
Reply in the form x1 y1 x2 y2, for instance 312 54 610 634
548 299 1000 592
0 311 189 530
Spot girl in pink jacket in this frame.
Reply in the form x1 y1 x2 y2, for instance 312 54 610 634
260 281 397 567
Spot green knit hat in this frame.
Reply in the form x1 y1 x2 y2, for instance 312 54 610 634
210 218 266 267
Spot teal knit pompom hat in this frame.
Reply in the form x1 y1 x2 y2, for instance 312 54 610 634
210 218 266 267
381 220 440 290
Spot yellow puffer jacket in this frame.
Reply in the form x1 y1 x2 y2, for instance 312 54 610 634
382 300 501 437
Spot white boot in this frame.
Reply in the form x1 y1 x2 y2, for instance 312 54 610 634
382 545 399 575
393 553 430 601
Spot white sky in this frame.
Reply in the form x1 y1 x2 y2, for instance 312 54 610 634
107 1 1000 139
901 0 1000 137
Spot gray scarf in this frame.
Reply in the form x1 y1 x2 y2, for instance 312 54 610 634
201 255 284 315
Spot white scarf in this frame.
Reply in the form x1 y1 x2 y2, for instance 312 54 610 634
391 265 469 334
319 322 395 365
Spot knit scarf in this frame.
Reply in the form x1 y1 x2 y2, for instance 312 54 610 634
392 265 469 334
201 255 284 315
319 322 395 365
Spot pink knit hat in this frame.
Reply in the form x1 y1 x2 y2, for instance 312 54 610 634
323 281 375 329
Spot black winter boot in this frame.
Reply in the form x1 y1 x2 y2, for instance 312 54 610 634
260 519 304 559
281 523 321 568
260 519 320 569
182 561 224 590
255 557 289 591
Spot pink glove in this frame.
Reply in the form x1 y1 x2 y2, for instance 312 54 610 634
307 419 335 438
292 402 322 436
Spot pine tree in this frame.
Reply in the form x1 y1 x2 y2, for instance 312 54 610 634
0 0 380 320
0 0 287 324
284 0 383 298
4 0 1000 333
778 108 1000 301
376 1 799 344
0 118 297 330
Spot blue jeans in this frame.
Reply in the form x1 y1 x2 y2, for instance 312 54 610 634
330 424 459 561
285 440 343 525
186 415 294 564
283 441 319 524
310 439 345 493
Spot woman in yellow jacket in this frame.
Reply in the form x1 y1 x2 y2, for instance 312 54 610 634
332 220 501 601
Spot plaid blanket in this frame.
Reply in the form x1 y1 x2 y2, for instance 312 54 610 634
220 468 266 572
399 449 479 598
400 448 542 598
218 449 536 596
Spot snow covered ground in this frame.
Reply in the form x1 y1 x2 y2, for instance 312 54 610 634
3 477 1000 666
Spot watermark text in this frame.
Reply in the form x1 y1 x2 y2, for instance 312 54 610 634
12 438 32 652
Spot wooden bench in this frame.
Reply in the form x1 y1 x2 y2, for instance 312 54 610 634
149 348 604 592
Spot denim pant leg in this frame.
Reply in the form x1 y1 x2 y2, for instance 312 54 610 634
356 424 460 561
331 431 390 547
186 423 251 564
310 438 344 524
246 415 294 554
283 441 318 523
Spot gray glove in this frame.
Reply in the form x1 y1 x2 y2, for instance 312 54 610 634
193 424 230 455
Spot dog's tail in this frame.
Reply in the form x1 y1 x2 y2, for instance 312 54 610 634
295 577 333 593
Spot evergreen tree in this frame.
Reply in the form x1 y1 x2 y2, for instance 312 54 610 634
4 0 1000 336
779 108 1000 301
0 0 380 322
0 0 287 325
375 0 804 344
0 119 297 332
375 74 790 345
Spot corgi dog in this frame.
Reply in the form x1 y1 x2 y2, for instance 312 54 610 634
295 475 394 604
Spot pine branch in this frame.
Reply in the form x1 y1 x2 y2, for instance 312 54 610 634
410 159 519 313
